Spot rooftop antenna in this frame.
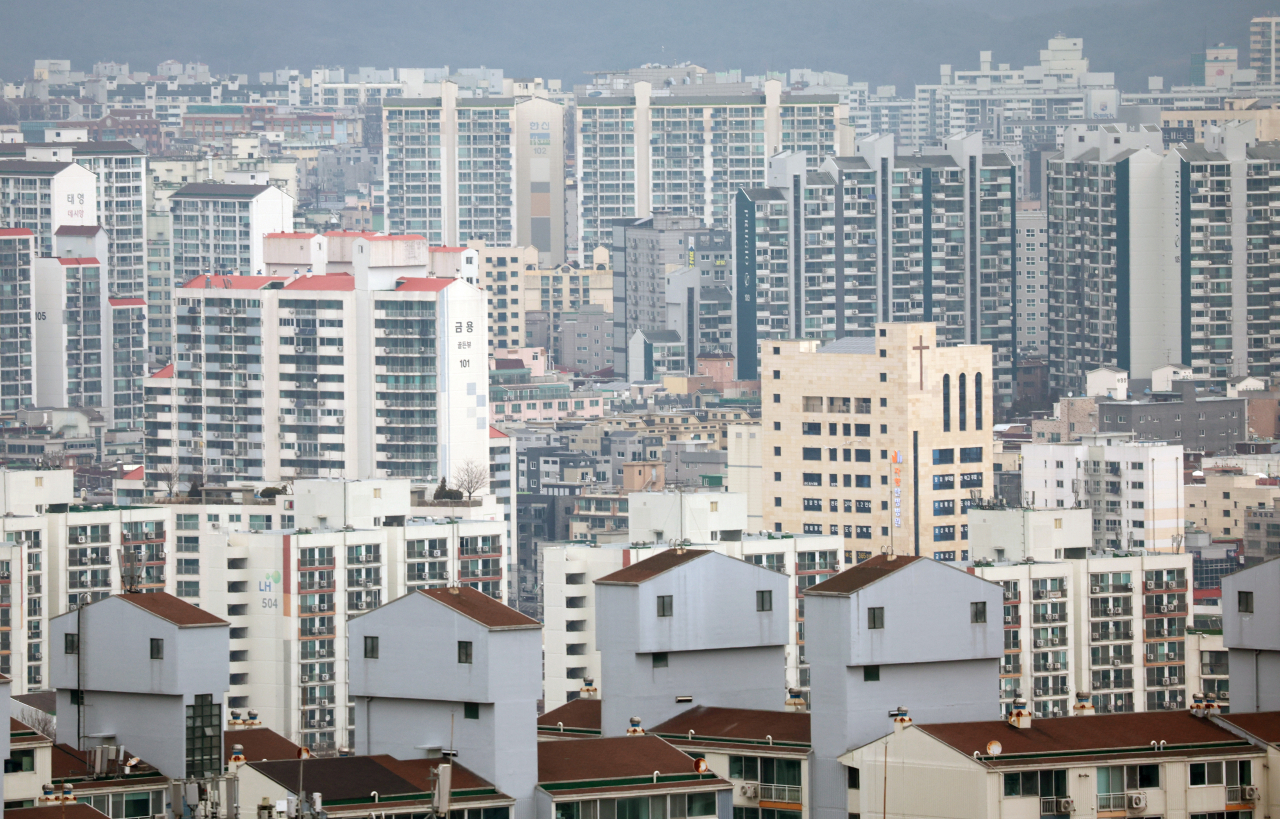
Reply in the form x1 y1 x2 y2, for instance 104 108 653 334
117 548 142 593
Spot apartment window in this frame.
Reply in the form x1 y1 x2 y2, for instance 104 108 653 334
867 607 884 630
464 702 480 720
364 636 379 659
1189 760 1249 787
64 633 78 655
757 590 772 612
971 602 987 623
1239 591 1254 613
863 665 880 682
657 595 673 617
149 638 164 660
802 448 821 461
848 767 860 789
652 652 669 669
458 640 473 664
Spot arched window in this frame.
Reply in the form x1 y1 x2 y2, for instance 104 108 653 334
975 373 984 431
959 373 968 431
942 374 951 432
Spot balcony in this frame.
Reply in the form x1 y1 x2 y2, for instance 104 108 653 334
757 785 802 804
1033 685 1070 698
1033 613 1067 625
1201 662 1229 676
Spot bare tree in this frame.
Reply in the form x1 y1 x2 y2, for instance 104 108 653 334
452 459 489 500
157 465 180 498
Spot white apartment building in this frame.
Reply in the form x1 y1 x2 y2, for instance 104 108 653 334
0 159 97 255
1016 209 1049 356
0 468 512 753
576 79 854 255
381 85 566 260
168 183 294 281
1022 433 1185 551
967 505 1203 718
0 139 148 297
542 521 848 709
146 258 487 489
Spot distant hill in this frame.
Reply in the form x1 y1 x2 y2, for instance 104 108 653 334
0 0 1270 95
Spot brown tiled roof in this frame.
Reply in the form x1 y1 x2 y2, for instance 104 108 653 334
118 591 228 627
375 756 498 794
11 717 51 747
225 727 300 762
651 706 810 747
14 691 55 714
1221 711 1280 744
538 699 602 733
52 743 162 782
248 756 419 801
595 549 710 585
7 804 111 819
919 711 1255 767
419 587 540 629
54 225 105 236
538 735 716 785
804 553 922 596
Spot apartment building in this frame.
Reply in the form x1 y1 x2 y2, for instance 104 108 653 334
762 323 993 558
0 229 36 412
0 160 97 255
968 505 1202 717
1021 433 1184 551
1016 209 1049 356
843 709 1267 819
147 262 487 488
735 135 1016 397
1252 16 1280 84
557 304 614 374
381 86 566 259
542 523 849 709
0 140 148 297
577 80 853 257
1186 471 1280 540
1222 556 1280 711
168 183 294 281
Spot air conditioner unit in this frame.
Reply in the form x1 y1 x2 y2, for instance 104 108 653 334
320 673 330 681
300 675 310 683
1004 616 1012 624
336 347 343 353
1050 638 1060 646
1112 659 1122 667
319 699 329 707
1107 606 1117 615
1158 628 1168 636
1160 605 1169 613
318 649 328 657
1056 799 1074 813
739 784 758 799
211 522 220 530
1049 614 1059 621
1003 664 1014 673
1127 792 1147 810
319 603 328 611
1146 653 1156 661
1242 786 1261 801
1091 633 1100 640
1035 639 1046 648
1091 585 1101 594
356 601 366 609
1161 677 1171 686
77 536 87 543
33 674 41 683
1145 581 1155 590
1125 583 1133 590
1051 662 1061 670
431 549 443 557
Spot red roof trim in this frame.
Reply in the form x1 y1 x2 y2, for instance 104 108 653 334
265 232 318 239
394 277 453 292
369 234 427 242
149 364 175 379
108 297 146 306
57 257 99 266
281 274 355 291
0 228 33 237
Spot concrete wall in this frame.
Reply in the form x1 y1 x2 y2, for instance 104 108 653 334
1224 558 1280 711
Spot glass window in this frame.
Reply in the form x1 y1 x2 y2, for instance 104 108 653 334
867 607 884 629
657 595 673 617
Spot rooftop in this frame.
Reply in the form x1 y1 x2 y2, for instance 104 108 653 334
651 706 810 750
1220 711 1280 745
225 726 301 762
917 710 1256 767
419 586 540 629
538 699 602 737
117 591 229 627
595 548 710 585
537 735 726 794
805 553 922 596
171 183 272 198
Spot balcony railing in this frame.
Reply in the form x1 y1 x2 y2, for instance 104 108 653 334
1201 662 1229 676
1097 794 1126 811
758 785 803 804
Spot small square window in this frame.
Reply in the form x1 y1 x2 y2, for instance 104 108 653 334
879 373 886 382
657 595 673 617
64 633 78 655
863 665 880 681
364 636 379 659
464 702 480 720
652 652 669 668
757 590 772 612
867 607 884 630
1239 590 1254 613
971 602 987 623
458 640 473 664
150 638 164 660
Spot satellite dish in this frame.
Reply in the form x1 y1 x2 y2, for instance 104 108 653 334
986 740 1003 756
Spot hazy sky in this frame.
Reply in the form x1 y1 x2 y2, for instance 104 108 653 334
2 0 1269 92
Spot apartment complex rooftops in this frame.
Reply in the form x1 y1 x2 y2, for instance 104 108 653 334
805 553 923 595
595 548 711 584
536 735 728 795
224 726 301 762
170 183 273 198
538 699 602 738
913 710 1256 767
418 586 540 629
247 755 509 808
116 591 229 627
650 706 811 751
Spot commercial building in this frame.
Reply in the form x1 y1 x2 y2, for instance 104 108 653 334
381 86 566 261
762 323 994 558
147 262 487 487
1021 433 1184 552
168 183 295 281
